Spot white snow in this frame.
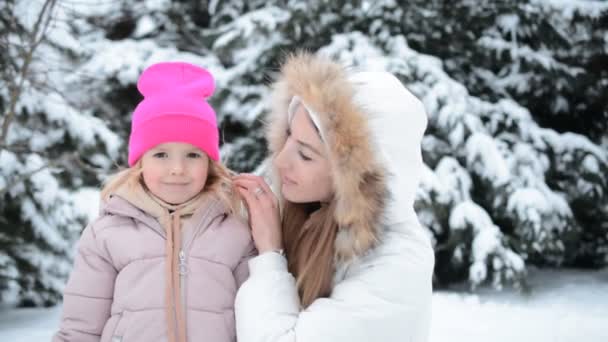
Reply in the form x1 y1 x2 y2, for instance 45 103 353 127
507 188 551 227
134 15 157 38
465 133 511 186
532 0 608 20
583 154 600 174
72 187 101 223
435 157 472 204
449 201 525 286
1 268 606 341
430 268 608 342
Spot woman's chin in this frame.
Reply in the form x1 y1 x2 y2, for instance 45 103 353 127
281 185 324 204
280 184 296 202
281 184 305 203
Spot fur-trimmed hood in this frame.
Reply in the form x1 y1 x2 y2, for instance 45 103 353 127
266 52 428 261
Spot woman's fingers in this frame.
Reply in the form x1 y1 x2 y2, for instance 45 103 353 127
236 186 261 217
234 178 277 208
233 177 257 189
235 176 283 252
234 174 273 193
236 184 258 205
233 174 277 207
234 179 261 197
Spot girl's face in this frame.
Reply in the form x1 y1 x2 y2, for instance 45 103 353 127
273 104 333 204
141 142 209 205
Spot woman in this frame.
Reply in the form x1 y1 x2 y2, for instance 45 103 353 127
233 52 434 342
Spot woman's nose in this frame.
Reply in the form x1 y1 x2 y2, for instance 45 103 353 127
273 143 290 172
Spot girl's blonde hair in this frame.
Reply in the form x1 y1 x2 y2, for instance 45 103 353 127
100 157 242 216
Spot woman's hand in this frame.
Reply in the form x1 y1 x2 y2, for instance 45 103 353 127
233 173 283 254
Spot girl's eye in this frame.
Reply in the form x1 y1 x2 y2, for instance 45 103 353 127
299 151 312 161
187 152 202 158
153 152 168 158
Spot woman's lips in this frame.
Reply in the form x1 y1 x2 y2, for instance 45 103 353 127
282 176 297 185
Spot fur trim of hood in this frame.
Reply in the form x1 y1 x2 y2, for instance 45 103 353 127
266 52 390 261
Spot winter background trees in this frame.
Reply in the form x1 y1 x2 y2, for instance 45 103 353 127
1 0 606 311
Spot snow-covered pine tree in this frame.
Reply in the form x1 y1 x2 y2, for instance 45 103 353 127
0 0 121 306
380 0 608 143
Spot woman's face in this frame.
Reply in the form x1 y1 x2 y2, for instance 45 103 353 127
273 104 333 204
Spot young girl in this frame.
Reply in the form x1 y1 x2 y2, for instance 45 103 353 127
53 62 255 342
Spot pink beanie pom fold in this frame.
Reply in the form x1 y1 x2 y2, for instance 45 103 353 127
138 62 215 98
127 62 220 165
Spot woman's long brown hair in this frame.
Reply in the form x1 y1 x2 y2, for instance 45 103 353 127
282 199 339 308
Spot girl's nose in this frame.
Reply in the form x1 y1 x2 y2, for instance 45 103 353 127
170 158 185 175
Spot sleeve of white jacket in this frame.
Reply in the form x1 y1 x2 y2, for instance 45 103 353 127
234 241 258 288
235 232 434 342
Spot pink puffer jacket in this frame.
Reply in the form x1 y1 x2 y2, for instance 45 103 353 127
53 192 255 342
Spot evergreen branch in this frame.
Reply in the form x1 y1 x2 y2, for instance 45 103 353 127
0 0 58 147
0 275 20 283
0 145 106 197
0 144 106 174
0 163 50 197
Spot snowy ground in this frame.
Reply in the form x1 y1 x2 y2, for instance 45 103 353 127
0 268 606 341
430 267 608 342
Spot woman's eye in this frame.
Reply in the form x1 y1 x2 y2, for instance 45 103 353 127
299 151 312 161
187 152 202 158
153 152 168 158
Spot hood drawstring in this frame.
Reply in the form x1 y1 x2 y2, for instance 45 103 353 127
163 211 187 342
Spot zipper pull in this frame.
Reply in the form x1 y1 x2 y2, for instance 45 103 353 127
178 250 187 276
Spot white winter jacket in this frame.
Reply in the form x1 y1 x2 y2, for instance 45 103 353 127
235 53 434 342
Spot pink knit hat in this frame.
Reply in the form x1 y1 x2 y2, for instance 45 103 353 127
127 62 220 166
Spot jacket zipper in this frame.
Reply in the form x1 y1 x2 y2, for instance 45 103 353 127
179 249 187 307
172 200 220 341
178 246 187 339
